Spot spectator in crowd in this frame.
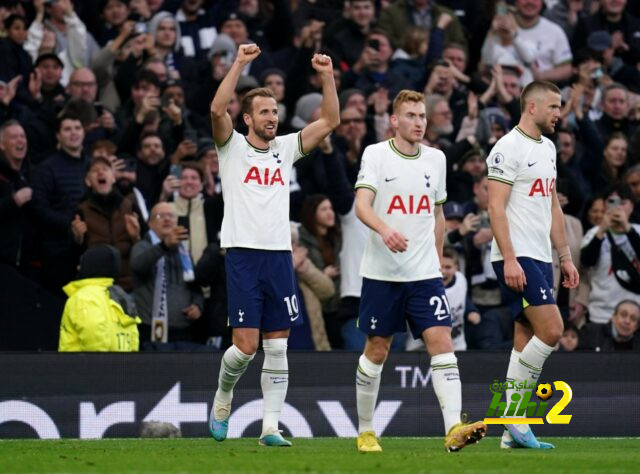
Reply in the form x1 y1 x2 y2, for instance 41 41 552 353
31 113 88 294
424 93 455 147
325 0 376 68
582 30 640 94
572 0 640 67
591 132 629 191
423 61 468 137
299 194 342 349
378 0 467 53
115 69 161 141
71 156 142 291
595 83 637 144
131 201 204 346
237 0 295 52
476 64 521 131
544 0 592 38
176 0 216 60
557 321 580 352
93 0 131 47
443 201 479 273
289 222 333 351
28 52 66 106
193 242 230 349
91 20 141 113
448 147 487 203
58 244 141 352
551 198 586 320
0 14 31 87
0 120 33 270
66 68 119 147
580 184 640 324
186 33 236 121
135 132 170 209
25 0 100 86
581 195 605 233
160 161 223 265
216 11 271 78
625 164 640 222
334 105 373 184
578 299 640 351
555 127 592 202
481 5 537 86
341 29 412 99
390 26 429 90
261 68 287 124
462 174 501 311
147 11 187 79
514 0 573 82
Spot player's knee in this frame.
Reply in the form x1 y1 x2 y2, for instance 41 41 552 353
538 323 563 346
234 338 259 355
365 341 390 364
546 327 563 346
263 338 287 358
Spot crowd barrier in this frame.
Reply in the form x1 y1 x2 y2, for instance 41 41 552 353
1 352 638 438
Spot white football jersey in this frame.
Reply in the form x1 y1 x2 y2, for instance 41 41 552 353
217 130 305 250
487 126 557 263
355 139 447 282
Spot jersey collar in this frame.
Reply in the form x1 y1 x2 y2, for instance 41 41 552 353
245 137 270 153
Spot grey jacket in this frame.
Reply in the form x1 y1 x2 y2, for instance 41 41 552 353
130 234 203 328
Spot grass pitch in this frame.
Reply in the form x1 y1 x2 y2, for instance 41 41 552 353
1 437 638 474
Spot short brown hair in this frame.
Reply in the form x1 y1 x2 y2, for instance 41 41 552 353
91 139 117 156
241 87 277 115
520 80 561 113
181 161 204 181
392 89 425 114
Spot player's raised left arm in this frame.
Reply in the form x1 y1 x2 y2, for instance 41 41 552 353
299 54 340 154
550 186 579 289
434 204 445 266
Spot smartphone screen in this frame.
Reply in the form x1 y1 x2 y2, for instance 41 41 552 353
177 215 190 230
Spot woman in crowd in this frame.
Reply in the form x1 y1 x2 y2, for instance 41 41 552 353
298 194 342 348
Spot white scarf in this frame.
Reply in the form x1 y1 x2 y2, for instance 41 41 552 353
149 230 168 342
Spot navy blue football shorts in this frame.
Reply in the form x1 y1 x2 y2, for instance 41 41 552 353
225 248 303 332
492 256 556 319
358 277 452 339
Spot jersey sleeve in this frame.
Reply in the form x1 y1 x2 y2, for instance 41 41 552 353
276 132 307 164
486 141 519 185
435 150 447 205
354 145 379 193
215 130 241 158
551 26 572 66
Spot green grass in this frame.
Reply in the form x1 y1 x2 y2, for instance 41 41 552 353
1 437 638 474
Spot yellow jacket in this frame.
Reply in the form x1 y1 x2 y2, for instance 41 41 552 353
58 278 141 352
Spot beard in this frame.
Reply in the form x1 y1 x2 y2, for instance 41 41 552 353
255 125 277 142
538 121 556 135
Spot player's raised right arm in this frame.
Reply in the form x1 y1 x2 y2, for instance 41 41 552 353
355 187 408 253
210 44 261 145
487 179 526 291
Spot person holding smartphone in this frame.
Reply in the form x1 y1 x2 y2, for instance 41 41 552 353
580 184 640 324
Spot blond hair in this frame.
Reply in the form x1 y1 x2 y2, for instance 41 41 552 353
392 90 425 114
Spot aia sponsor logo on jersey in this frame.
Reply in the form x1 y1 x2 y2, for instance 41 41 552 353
387 195 432 214
529 177 555 197
243 166 285 186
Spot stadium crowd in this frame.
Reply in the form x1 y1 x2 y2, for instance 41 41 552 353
0 0 639 352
